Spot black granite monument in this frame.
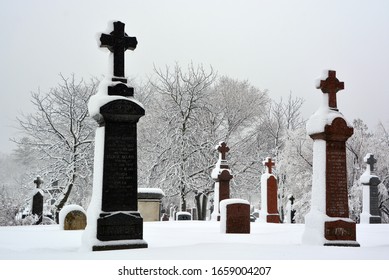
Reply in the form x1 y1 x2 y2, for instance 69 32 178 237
32 176 44 225
91 21 147 251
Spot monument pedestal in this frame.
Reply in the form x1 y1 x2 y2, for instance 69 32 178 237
303 70 359 247
83 21 147 251
360 154 382 224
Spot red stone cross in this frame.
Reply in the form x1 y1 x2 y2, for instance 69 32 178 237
217 142 229 160
317 70 344 110
263 157 275 174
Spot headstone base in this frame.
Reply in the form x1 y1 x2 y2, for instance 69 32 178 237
324 220 360 247
93 240 148 251
266 214 280 223
93 211 148 251
369 216 381 224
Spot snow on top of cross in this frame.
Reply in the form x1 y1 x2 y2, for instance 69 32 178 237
88 78 144 117
306 94 351 135
314 69 331 89
364 153 373 163
307 70 352 135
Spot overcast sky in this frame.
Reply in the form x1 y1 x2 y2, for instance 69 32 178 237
1 0 388 154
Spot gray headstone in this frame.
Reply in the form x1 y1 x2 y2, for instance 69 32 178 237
176 212 192 221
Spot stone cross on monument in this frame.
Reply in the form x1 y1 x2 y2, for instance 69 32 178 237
34 176 43 188
218 142 229 160
317 70 344 111
83 21 147 251
303 70 359 247
211 141 233 221
264 157 275 174
366 154 377 173
259 157 280 223
100 21 137 83
32 176 44 225
100 21 137 97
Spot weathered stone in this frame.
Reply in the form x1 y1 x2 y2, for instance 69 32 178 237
64 210 87 230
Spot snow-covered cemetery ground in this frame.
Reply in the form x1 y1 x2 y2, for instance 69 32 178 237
1 222 388 279
1 221 389 260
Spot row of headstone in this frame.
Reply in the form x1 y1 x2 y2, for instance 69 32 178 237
80 21 379 250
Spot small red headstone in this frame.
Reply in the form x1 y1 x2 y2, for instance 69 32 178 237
221 200 250 234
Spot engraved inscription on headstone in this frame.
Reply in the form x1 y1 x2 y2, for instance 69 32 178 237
325 220 357 241
96 213 143 241
326 140 348 217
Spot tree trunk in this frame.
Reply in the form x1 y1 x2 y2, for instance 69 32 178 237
55 182 74 223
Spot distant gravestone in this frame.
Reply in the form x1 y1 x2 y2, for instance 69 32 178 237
259 158 280 223
138 188 165 222
59 205 87 230
220 199 250 234
32 176 44 225
360 153 381 224
303 70 359 247
161 213 169 221
211 142 233 221
285 195 296 224
83 21 147 251
176 212 192 221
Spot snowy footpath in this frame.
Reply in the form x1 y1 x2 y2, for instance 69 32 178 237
0 221 388 260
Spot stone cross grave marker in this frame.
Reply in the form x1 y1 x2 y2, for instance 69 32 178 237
264 157 275 174
260 157 280 223
360 153 381 224
366 154 377 172
84 21 147 251
317 70 344 111
303 70 359 247
100 21 137 82
32 176 44 225
211 141 233 221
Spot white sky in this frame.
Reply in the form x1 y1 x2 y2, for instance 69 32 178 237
1 0 389 154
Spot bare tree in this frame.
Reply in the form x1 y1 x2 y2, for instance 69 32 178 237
13 74 98 220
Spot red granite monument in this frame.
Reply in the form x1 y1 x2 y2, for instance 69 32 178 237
259 157 280 223
211 142 233 221
303 70 359 246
